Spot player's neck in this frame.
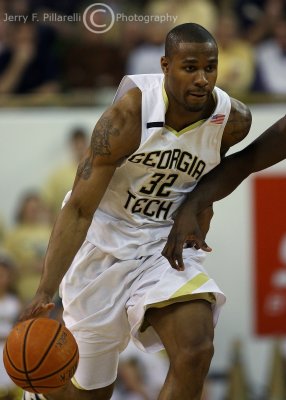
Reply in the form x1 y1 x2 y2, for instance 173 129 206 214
165 98 215 132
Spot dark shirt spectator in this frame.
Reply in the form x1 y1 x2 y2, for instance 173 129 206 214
235 0 286 43
30 0 82 14
254 18 286 93
0 22 59 94
61 21 125 90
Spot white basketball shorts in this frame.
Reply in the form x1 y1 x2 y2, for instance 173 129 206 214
59 239 226 390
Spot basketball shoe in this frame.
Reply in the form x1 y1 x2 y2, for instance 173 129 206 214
22 392 46 400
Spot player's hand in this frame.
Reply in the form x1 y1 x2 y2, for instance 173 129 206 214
162 205 213 271
19 292 55 322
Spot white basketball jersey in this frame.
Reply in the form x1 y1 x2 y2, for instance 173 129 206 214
84 74 231 259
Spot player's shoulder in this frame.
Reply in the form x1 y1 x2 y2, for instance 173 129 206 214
225 97 252 137
99 87 141 133
221 97 252 153
112 87 142 117
93 87 142 159
229 97 252 126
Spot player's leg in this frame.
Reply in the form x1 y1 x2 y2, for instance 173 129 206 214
22 381 114 400
145 299 214 400
45 381 114 400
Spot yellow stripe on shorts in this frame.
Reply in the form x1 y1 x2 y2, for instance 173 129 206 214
170 272 211 298
140 273 216 332
71 376 85 390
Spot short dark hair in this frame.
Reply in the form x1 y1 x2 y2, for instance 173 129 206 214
165 23 217 57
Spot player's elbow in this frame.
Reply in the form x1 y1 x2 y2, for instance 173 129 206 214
65 197 95 224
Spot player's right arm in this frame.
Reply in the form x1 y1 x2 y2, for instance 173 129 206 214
20 88 142 321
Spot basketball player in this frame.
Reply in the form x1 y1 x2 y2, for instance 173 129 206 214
21 23 252 400
163 115 286 268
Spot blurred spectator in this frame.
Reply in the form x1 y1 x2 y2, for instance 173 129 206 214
0 253 22 400
235 0 269 32
4 0 32 15
41 127 89 219
254 18 286 94
0 215 6 244
0 21 59 94
120 21 146 61
235 0 286 44
124 0 149 11
60 9 125 90
112 342 168 400
214 12 255 94
0 0 8 50
3 192 51 303
126 22 167 74
30 0 82 15
26 0 85 41
113 357 154 400
146 0 218 34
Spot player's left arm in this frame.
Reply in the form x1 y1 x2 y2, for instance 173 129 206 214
163 99 252 270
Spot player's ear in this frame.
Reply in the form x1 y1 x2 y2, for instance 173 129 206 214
161 56 169 74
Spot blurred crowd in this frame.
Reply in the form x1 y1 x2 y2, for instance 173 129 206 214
0 0 285 97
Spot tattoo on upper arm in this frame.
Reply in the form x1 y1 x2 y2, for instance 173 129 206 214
90 117 120 157
77 158 93 180
76 116 120 180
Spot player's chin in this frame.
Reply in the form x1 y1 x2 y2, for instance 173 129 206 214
185 102 205 112
184 98 207 112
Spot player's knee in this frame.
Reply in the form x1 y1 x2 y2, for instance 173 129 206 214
173 337 214 374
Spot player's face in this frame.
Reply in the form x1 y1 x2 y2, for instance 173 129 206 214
162 42 218 112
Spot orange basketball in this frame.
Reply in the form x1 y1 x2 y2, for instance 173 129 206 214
3 318 79 394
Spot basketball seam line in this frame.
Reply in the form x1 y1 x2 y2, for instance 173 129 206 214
25 321 62 374
8 346 79 382
23 319 38 393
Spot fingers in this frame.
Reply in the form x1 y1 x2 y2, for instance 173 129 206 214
162 234 185 271
162 233 213 271
36 303 55 317
194 241 212 252
19 302 55 322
